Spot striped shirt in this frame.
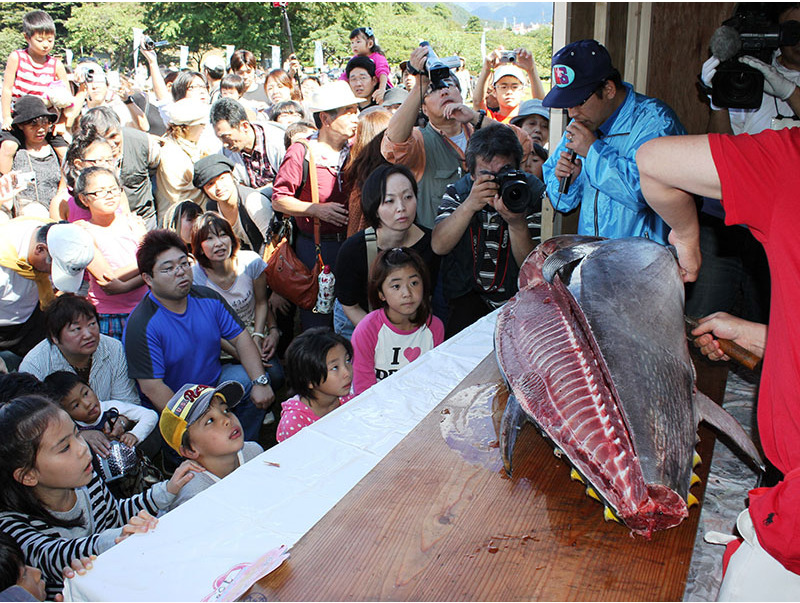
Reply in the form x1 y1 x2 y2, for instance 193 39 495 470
436 173 542 306
19 334 141 407
0 473 174 599
10 49 58 101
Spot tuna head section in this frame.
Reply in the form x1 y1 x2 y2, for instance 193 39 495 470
496 236 691 537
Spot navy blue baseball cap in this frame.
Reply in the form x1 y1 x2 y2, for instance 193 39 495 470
543 40 615 108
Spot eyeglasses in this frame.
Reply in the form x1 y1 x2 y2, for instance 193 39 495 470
187 84 209 92
495 83 523 93
576 81 607 107
84 187 121 200
82 157 115 166
158 259 191 276
24 116 52 127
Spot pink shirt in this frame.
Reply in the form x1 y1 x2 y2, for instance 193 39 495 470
67 195 91 222
338 52 392 83
350 309 444 395
276 394 353 442
79 216 147 314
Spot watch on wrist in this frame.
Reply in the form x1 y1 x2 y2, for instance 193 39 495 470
251 373 270 387
123 95 135 105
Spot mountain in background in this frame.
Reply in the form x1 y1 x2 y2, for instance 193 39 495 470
457 2 553 25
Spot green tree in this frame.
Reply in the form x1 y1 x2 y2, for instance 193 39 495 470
465 16 483 34
65 3 147 69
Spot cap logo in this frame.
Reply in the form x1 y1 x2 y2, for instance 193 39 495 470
174 384 211 418
552 65 576 88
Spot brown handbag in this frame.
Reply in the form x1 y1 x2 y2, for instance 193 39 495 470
263 139 323 310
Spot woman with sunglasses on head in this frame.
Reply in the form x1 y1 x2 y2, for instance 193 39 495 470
0 95 64 220
73 166 147 340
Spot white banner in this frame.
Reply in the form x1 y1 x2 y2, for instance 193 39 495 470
271 45 280 70
314 41 324 70
65 49 73 67
225 45 235 68
179 45 189 69
132 27 143 68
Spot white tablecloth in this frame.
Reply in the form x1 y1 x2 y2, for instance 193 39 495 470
66 311 498 601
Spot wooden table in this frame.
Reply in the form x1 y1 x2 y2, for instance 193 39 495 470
252 352 727 601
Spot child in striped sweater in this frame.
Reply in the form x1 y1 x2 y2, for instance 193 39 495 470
0 396 200 599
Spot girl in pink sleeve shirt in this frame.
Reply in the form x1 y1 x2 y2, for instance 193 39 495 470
276 328 354 442
351 248 444 395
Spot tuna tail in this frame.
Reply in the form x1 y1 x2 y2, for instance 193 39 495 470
695 391 766 473
500 392 529 476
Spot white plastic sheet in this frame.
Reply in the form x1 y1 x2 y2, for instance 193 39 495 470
65 312 498 601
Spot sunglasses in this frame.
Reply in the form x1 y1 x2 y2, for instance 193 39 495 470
23 116 53 127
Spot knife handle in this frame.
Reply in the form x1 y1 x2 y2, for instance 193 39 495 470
716 338 762 371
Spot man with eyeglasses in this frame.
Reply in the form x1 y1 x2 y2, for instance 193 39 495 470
382 44 535 230
542 39 686 244
344 56 379 112
124 229 278 453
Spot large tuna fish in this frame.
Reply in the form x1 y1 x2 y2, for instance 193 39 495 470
496 236 763 538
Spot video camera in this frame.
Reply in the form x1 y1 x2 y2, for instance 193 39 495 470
141 35 169 52
418 41 460 91
710 7 800 108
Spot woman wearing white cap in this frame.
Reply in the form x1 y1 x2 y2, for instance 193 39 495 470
154 98 210 224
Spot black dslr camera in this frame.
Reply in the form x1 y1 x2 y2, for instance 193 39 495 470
711 8 800 108
495 168 530 214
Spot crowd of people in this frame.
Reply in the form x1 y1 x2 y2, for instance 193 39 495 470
0 4 798 600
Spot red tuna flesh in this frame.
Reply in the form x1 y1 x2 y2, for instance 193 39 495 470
496 250 688 536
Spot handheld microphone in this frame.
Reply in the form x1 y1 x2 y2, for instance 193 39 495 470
558 150 578 195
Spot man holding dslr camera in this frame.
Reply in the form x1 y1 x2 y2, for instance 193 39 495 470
432 122 544 337
382 43 535 230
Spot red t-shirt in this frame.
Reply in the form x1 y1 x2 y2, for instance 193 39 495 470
708 128 800 475
272 141 350 237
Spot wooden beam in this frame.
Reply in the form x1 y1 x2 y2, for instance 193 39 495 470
542 2 571 242
594 2 609 46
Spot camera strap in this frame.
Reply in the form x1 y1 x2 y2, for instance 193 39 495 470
469 213 511 294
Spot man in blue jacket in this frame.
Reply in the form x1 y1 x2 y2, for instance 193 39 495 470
542 39 685 244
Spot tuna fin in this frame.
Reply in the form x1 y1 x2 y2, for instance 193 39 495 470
500 393 528 476
570 468 584 483
604 506 621 523
693 451 702 468
690 472 701 487
586 486 600 501
687 493 699 508
695 391 766 473
541 249 586 283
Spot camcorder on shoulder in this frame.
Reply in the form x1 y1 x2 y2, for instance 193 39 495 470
710 7 800 108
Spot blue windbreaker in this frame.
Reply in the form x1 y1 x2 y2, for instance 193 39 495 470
543 83 686 244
